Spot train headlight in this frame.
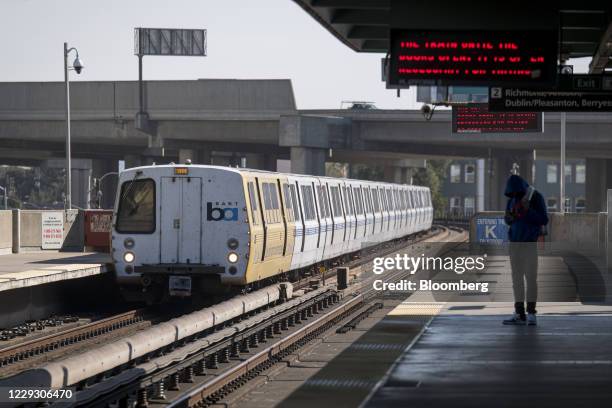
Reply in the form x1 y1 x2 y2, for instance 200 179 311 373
123 252 135 263
124 238 135 249
227 252 239 264
227 238 239 250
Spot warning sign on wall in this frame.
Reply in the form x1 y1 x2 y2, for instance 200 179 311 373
41 211 64 249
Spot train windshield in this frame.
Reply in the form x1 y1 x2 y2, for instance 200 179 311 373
115 179 156 233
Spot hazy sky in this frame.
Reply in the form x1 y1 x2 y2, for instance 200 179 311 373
2 1 591 109
1 0 418 109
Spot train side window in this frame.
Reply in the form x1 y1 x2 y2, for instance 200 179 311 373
323 187 330 218
342 187 352 216
379 189 386 211
316 186 325 218
321 187 330 218
262 183 271 211
308 186 316 220
290 184 301 222
371 189 378 212
330 186 340 217
352 187 360 215
357 188 364 215
269 183 279 210
322 186 329 218
247 182 258 225
308 185 316 220
300 185 313 221
283 184 293 222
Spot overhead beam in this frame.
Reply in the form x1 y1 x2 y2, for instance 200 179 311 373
561 12 608 29
330 9 389 25
347 25 389 39
361 39 388 52
589 21 612 73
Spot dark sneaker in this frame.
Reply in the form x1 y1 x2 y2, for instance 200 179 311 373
503 313 526 325
527 313 537 326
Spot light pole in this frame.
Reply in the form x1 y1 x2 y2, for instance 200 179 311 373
559 112 566 214
90 172 118 209
63 42 84 210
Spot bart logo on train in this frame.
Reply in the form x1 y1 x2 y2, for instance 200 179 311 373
206 202 239 221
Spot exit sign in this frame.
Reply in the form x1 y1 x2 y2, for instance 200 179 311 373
388 29 558 88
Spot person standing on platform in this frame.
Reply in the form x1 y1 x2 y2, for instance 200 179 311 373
502 174 549 326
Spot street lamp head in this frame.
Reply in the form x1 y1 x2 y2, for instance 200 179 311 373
73 56 84 74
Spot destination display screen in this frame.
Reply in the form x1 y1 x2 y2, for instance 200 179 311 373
388 29 558 87
452 103 542 133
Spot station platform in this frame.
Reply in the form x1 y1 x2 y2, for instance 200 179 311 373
275 252 612 408
0 251 111 292
364 302 612 408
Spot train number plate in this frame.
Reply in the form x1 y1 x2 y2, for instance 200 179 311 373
169 276 192 297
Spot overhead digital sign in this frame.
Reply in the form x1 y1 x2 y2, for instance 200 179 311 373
388 29 558 88
452 103 542 133
488 87 612 112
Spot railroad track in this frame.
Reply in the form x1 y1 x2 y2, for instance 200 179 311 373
55 226 463 407
165 226 462 408
0 309 147 369
0 226 443 375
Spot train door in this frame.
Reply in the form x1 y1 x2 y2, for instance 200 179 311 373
258 179 285 260
341 183 355 253
246 180 264 266
299 180 319 267
160 176 202 264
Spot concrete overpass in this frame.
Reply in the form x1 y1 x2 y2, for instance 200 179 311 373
2 80 612 210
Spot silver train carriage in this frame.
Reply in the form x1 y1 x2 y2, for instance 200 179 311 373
111 164 433 302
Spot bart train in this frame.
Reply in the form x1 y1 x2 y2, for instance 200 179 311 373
112 164 433 302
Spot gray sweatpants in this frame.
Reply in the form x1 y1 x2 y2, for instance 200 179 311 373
509 242 538 303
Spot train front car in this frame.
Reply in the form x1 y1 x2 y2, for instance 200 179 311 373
112 165 250 303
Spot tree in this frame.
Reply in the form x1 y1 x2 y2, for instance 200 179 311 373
0 165 64 209
412 160 450 217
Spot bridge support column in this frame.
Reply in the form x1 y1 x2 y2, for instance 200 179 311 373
586 158 612 212
70 159 93 210
485 156 513 211
290 147 325 176
245 153 277 171
279 115 333 176
43 158 92 209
